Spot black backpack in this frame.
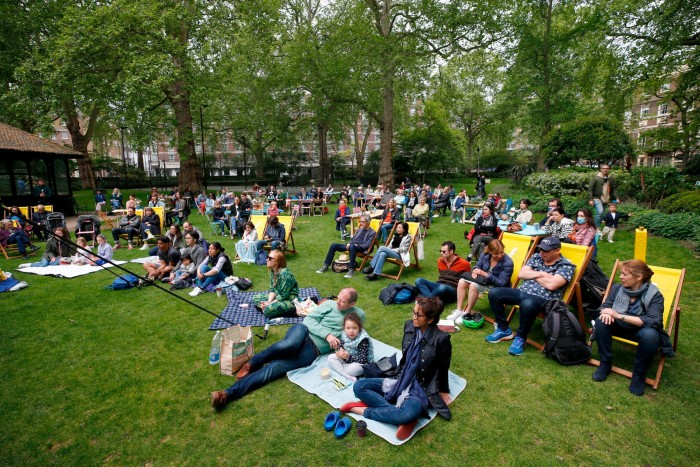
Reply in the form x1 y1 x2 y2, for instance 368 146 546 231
541 300 591 365
378 283 418 305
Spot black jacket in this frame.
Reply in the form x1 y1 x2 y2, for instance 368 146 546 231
399 320 453 420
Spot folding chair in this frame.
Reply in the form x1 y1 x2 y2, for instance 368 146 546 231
206 213 226 236
478 233 538 324
355 219 382 272
506 242 594 350
588 260 685 389
262 216 296 254
377 221 421 280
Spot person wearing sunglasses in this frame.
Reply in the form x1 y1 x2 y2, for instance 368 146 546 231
485 236 575 356
317 214 376 278
414 241 471 303
252 251 299 318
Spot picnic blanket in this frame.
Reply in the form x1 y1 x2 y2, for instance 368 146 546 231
209 287 321 330
15 261 128 278
287 338 467 445
130 256 156 264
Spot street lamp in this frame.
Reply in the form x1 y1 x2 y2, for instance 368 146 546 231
199 104 208 190
120 126 128 188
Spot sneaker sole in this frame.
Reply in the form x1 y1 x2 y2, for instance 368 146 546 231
485 333 514 343
508 349 524 356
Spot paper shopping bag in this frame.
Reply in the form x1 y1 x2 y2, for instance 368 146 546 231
220 325 254 376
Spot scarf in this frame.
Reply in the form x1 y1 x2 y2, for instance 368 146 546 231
385 328 424 404
611 282 659 316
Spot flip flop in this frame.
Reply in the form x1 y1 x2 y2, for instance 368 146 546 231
334 417 352 439
324 411 341 431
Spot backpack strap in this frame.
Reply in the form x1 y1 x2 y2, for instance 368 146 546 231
544 311 561 354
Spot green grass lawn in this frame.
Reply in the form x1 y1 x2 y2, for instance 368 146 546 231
1 207 699 465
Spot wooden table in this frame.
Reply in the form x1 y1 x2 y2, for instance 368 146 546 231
462 203 483 223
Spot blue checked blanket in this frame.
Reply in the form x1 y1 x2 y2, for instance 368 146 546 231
209 287 321 330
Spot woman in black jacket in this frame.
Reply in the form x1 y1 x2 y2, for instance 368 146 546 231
467 202 498 262
340 296 453 441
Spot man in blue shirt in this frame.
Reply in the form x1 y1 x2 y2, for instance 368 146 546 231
485 237 575 356
316 214 376 278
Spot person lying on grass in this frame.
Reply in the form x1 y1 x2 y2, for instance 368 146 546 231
211 288 365 411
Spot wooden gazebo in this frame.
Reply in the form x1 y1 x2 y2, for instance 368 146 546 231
0 122 84 215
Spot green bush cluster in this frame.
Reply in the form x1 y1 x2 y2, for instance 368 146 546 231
522 170 591 197
615 166 688 207
656 190 700 214
629 210 700 240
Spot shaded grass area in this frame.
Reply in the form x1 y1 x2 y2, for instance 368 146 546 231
1 207 699 465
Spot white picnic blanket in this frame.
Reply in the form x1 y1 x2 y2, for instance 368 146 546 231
15 261 127 278
287 338 467 445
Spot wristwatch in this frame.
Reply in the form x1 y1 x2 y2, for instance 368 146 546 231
619 314 625 322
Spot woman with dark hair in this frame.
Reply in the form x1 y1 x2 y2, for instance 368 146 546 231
340 296 453 441
378 199 399 242
235 222 259 264
363 221 412 281
592 260 668 396
515 199 533 225
569 207 597 246
467 202 498 262
252 249 299 318
190 242 233 296
256 215 286 251
29 227 75 267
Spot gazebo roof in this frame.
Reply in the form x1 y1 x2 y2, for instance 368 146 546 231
0 122 84 158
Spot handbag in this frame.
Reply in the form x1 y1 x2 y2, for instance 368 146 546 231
362 354 399 378
416 239 425 261
294 297 318 316
460 273 488 286
220 325 254 376
235 277 253 290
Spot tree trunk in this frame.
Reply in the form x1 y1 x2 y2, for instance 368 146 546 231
378 67 395 188
317 121 330 185
352 116 371 177
137 146 145 171
63 99 96 190
166 80 201 192
537 0 554 170
254 130 265 179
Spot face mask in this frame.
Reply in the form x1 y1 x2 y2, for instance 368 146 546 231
576 217 586 224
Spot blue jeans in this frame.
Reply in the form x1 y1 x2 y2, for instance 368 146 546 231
592 199 604 227
415 278 457 303
594 320 659 373
197 265 227 289
212 219 227 234
488 287 548 339
324 242 361 269
255 239 283 251
31 258 60 267
224 324 318 401
379 222 394 242
354 378 423 426
371 246 401 275
8 231 29 254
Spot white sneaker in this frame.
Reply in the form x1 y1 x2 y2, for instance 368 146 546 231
445 309 465 322
146 233 156 240
608 239 614 243
18 263 32 269
451 219 456 223
140 244 149 250
432 214 440 218
189 287 203 297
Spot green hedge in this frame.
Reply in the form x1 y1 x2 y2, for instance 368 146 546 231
629 210 700 240
655 190 700 214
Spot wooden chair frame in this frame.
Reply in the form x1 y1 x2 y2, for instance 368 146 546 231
587 260 685 389
262 216 296 254
355 219 382 271
505 242 594 350
377 221 421 280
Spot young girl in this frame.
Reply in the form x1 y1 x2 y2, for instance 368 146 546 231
90 234 113 266
327 312 374 382
72 237 92 265
169 253 196 289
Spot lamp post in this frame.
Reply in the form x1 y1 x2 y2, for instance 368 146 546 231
120 126 128 188
199 104 208 190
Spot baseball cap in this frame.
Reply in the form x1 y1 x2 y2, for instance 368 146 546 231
538 237 561 251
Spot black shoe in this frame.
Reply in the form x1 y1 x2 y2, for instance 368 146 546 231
592 363 612 382
366 273 378 281
362 267 373 274
22 254 29 260
629 372 646 396
30 245 41 251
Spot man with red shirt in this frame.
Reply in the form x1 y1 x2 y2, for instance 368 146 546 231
415 240 471 303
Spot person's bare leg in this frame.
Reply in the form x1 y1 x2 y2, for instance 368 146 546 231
455 280 467 312
464 283 481 314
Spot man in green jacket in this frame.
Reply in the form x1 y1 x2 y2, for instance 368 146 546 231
211 288 365 410
589 165 620 227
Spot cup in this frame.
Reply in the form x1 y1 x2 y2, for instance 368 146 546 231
356 420 367 438
216 288 222 297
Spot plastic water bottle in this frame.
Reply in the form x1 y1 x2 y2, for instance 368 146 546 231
209 331 222 365
269 317 284 325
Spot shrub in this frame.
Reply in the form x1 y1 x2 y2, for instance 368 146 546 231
616 166 688 207
656 190 700 214
629 211 700 240
522 170 592 197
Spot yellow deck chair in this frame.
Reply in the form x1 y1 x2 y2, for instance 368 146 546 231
263 216 296 254
506 242 594 350
478 233 536 324
355 219 382 271
588 260 685 389
233 215 268 261
378 221 421 280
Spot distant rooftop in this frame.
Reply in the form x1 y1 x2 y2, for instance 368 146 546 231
0 122 83 157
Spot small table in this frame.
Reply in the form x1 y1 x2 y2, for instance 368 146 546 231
462 203 483 223
498 220 549 237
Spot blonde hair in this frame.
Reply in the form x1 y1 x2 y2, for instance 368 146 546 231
620 259 654 283
485 239 505 255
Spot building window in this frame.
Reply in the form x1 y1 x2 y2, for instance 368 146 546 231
660 83 671 93
658 103 669 116
653 156 662 167
640 107 649 118
62 131 69 140
624 111 632 121
638 135 646 147
168 154 175 162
